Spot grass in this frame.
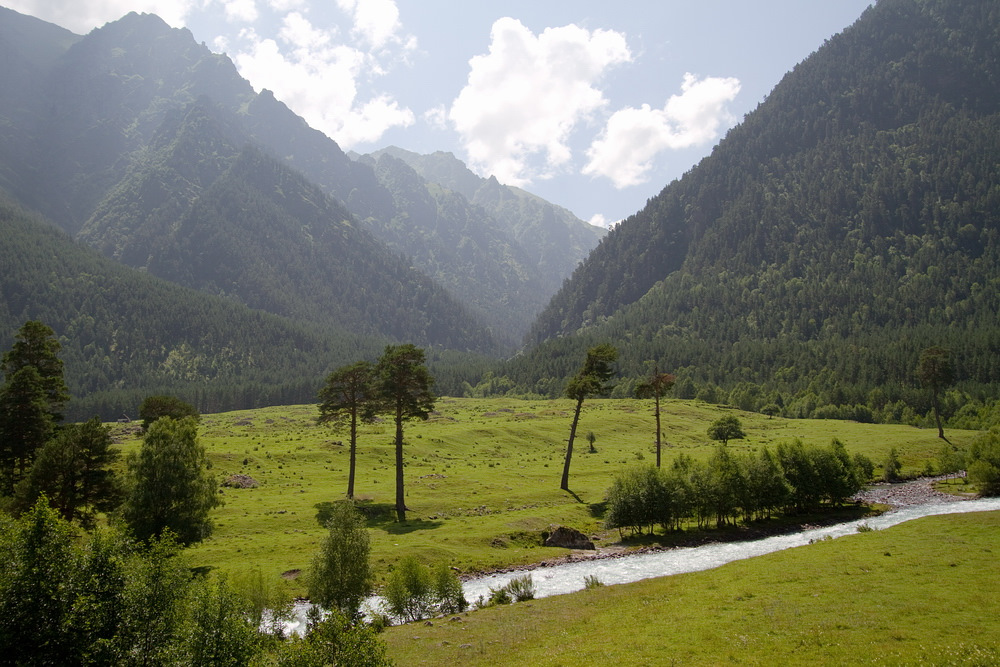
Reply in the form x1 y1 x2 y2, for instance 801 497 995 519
109 397 981 595
381 510 1000 665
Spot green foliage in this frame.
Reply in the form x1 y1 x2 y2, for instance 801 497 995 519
139 394 200 430
609 438 871 535
276 609 392 667
120 416 221 545
14 416 120 526
1 320 70 421
583 575 604 589
707 415 745 445
562 344 618 490
318 361 378 499
0 366 53 494
376 344 435 522
431 561 468 615
0 196 386 422
967 429 1000 496
308 500 374 619
382 555 435 623
882 447 903 482
917 346 955 438
484 574 536 607
381 555 467 623
514 0 1000 425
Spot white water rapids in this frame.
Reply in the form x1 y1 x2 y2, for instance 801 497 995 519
284 495 1000 635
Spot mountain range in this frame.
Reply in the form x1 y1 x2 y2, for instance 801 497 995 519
1 0 998 427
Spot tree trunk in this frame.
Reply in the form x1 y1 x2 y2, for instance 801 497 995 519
347 407 357 499
654 394 662 468
932 388 945 439
394 402 406 522
561 397 584 491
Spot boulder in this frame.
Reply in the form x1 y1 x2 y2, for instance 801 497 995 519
543 525 595 550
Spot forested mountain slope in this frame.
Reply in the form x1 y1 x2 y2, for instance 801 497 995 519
76 102 493 352
518 0 1000 423
0 195 384 420
0 8 591 350
364 146 605 292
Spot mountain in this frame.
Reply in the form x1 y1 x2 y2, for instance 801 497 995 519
0 8 593 354
515 0 1000 422
75 101 492 351
363 147 605 294
0 193 385 420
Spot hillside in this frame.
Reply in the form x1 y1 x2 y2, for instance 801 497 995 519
0 194 386 420
363 146 605 294
519 0 1000 422
0 8 594 351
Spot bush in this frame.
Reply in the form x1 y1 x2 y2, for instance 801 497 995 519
505 574 536 601
583 575 604 589
308 501 373 619
967 429 1000 497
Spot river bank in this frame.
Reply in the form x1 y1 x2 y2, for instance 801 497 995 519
460 473 976 581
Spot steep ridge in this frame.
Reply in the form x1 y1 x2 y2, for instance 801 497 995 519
516 0 1000 417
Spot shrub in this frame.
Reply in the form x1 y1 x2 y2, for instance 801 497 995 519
505 574 536 601
583 575 604 589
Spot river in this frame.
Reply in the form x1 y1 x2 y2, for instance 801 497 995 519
284 486 1000 634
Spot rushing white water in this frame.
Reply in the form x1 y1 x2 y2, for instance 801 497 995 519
462 497 1000 602
284 497 1000 634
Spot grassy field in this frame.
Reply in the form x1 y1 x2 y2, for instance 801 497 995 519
381 510 1000 665
110 397 980 596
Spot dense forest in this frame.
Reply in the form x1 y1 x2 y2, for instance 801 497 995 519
0 7 600 351
1 0 999 431
503 0 1000 428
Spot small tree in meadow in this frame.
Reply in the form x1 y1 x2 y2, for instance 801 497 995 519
707 415 745 445
308 501 374 620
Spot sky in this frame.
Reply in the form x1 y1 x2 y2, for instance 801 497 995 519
7 0 874 228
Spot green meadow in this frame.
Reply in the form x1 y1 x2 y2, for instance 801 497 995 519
111 397 980 592
382 510 1000 665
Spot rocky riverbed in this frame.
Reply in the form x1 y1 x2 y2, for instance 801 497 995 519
850 472 970 507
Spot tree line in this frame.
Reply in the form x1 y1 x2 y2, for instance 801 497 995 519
605 439 874 536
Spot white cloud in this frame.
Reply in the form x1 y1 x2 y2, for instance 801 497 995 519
449 17 631 187
423 105 449 131
232 11 414 149
583 73 741 188
4 0 196 32
223 0 258 24
336 0 404 50
588 213 608 228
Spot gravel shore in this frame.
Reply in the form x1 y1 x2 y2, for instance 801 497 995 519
850 473 970 508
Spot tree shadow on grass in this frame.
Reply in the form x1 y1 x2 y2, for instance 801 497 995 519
314 499 443 533
588 500 607 519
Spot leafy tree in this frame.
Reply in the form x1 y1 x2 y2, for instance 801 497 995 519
1 320 70 422
308 500 374 619
707 415 745 445
0 366 53 493
561 344 617 491
182 575 263 666
138 394 200 431
882 447 902 482
318 361 378 499
432 561 467 614
917 346 954 439
15 416 120 526
0 498 81 664
375 344 435 522
967 429 1000 497
635 368 676 467
382 554 434 623
119 416 221 545
278 608 392 666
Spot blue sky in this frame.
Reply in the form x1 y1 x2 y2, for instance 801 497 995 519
7 1 873 227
